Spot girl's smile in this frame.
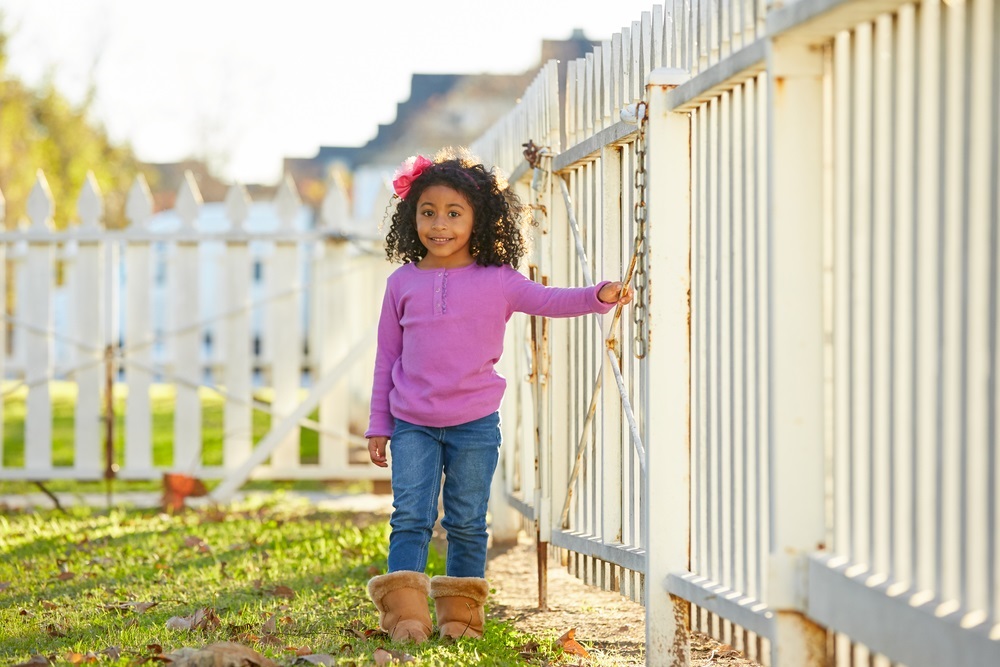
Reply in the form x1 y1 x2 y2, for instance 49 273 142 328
415 185 475 269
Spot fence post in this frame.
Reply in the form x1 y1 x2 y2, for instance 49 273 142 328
644 67 691 667
318 181 350 474
124 176 154 474
24 172 55 472
223 184 253 471
171 172 203 471
765 38 827 667
269 176 304 471
74 173 105 476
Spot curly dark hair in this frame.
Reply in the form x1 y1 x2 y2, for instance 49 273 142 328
384 147 532 269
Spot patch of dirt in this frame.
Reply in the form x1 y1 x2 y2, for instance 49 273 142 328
485 533 764 666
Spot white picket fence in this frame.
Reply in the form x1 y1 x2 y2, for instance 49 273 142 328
0 170 392 485
473 1 999 666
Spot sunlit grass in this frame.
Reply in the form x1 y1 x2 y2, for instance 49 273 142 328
0 381 337 496
0 497 558 666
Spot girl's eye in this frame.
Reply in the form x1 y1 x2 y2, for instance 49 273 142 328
448 211 460 218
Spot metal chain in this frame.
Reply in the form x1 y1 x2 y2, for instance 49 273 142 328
632 104 649 359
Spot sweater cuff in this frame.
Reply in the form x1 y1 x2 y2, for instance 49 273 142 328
593 281 616 314
365 414 394 439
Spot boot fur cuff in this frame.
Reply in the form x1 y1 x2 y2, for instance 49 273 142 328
429 576 489 604
367 570 431 607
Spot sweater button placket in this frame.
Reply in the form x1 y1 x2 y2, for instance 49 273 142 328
435 272 444 314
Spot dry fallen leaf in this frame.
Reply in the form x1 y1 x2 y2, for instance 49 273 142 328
164 642 278 667
373 647 414 664
554 628 591 659
101 647 122 660
261 612 278 635
64 652 98 664
162 473 208 512
294 655 336 666
46 623 68 638
12 655 50 666
257 634 283 647
102 601 158 614
40 601 59 610
518 638 542 660
266 585 296 599
165 607 221 632
86 557 114 567
182 536 212 554
55 571 75 581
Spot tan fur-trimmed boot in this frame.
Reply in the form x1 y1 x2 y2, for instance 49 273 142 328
430 575 489 639
367 571 433 643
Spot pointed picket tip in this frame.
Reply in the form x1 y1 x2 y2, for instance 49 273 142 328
27 170 55 231
77 171 104 230
274 174 301 231
224 183 251 230
176 170 203 230
320 179 349 233
126 175 154 229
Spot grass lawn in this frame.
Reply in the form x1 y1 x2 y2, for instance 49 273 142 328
0 495 562 666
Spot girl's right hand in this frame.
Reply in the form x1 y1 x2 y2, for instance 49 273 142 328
368 437 389 467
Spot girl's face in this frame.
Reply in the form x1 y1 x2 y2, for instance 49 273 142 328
414 184 475 269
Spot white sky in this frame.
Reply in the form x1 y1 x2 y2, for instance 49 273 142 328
1 0 664 184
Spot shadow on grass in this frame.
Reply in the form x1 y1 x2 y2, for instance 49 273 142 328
1 504 550 666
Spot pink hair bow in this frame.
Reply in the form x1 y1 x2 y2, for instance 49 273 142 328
392 155 434 200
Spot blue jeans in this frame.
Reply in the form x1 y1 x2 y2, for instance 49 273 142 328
386 412 501 578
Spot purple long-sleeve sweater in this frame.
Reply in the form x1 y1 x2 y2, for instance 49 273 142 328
365 262 614 438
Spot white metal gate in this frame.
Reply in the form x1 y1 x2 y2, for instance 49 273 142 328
474 1 1000 666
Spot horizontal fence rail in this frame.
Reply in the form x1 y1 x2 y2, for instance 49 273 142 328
474 1 1000 666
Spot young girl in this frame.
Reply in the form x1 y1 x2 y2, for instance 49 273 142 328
365 148 633 643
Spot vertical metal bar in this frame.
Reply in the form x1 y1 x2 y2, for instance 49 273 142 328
733 81 748 597
851 20 874 571
754 69 770 606
872 13 893 577
990 0 1000 624
915 0 942 597
694 102 707 580
707 96 717 584
939 0 965 604
744 75 759 601
766 37 827 666
601 147 623 571
720 88 733 592
892 3 917 588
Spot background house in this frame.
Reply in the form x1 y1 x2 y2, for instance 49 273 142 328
283 29 599 223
